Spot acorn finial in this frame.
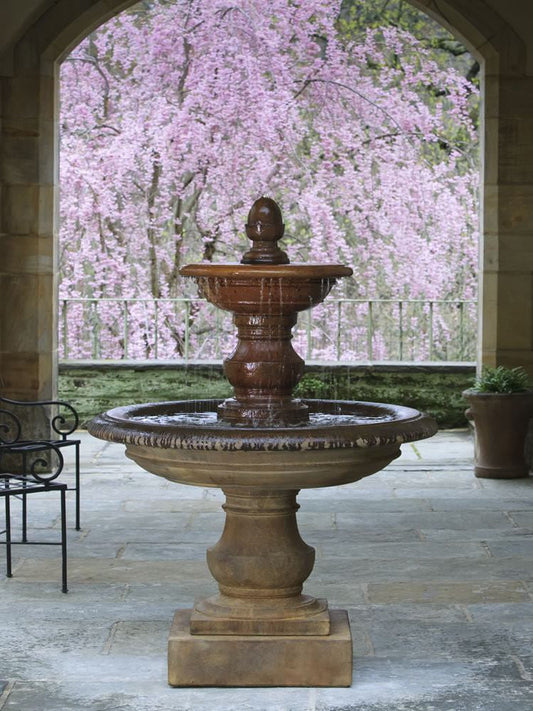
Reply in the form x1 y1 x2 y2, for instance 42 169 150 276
241 197 290 265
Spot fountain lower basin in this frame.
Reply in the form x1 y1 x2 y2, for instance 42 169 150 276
89 398 435 489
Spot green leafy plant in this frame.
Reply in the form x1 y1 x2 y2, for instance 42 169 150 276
473 366 529 393
294 375 331 399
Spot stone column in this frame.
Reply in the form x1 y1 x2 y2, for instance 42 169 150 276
0 40 57 402
483 70 533 371
412 1 533 373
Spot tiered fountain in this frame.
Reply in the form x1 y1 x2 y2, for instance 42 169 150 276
88 198 437 687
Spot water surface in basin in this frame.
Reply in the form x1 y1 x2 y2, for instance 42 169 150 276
129 411 396 428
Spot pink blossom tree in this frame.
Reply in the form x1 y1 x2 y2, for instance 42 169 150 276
59 0 479 360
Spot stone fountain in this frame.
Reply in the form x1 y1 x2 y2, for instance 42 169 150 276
88 198 437 687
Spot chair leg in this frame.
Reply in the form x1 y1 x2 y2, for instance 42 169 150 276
5 492 12 578
75 443 81 531
22 489 28 543
21 452 28 543
60 488 68 593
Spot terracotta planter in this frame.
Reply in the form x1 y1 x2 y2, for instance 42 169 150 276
463 389 533 478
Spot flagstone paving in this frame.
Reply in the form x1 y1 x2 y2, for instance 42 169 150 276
1 429 532 710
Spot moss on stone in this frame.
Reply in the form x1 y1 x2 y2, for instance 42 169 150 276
59 362 231 427
296 365 473 428
59 361 473 428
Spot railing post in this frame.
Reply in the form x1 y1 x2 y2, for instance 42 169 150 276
367 301 373 360
123 299 129 359
398 301 403 361
61 300 68 360
89 299 98 360
336 300 342 360
215 306 222 359
154 300 159 359
429 301 434 361
306 309 313 360
458 301 464 360
184 299 191 362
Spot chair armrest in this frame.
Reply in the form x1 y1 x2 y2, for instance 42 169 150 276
0 441 65 482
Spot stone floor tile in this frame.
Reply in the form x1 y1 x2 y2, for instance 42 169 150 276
506 510 533 527
427 496 533 510
79 525 221 545
104 619 172 654
466 601 533 626
121 542 209 560
318 555 533 583
336 510 513 532
303 582 367 606
312 528 423 544
420 526 533 541
484 539 533 557
347 603 468 625
366 580 530 604
316 660 533 711
300 498 432 513
476 479 533 498
2 680 316 711
362 620 523 670
12 557 211 584
122 581 218 604
123 498 222 513
314 540 487 560
392 483 480 497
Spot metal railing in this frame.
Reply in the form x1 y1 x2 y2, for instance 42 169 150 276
58 297 477 362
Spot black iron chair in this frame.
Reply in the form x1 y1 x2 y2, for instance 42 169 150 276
0 397 81 530
0 439 68 593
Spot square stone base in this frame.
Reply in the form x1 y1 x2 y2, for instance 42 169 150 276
168 609 352 687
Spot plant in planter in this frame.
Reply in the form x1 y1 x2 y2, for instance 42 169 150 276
463 366 533 479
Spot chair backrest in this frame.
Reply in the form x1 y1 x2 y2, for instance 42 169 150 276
0 397 79 442
0 408 22 445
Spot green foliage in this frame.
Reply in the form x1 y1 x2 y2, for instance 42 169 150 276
473 366 529 394
338 0 480 133
294 374 331 398
338 0 478 77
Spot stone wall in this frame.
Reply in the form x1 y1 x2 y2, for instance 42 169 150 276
58 361 475 429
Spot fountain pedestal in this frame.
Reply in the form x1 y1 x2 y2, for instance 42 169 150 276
192 488 329 636
170 487 352 687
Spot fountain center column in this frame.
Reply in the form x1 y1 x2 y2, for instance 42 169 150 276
219 312 309 426
190 487 330 635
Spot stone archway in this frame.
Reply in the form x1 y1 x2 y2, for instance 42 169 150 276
0 0 528 400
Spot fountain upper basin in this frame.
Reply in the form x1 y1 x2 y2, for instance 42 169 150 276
180 263 353 315
88 398 437 489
